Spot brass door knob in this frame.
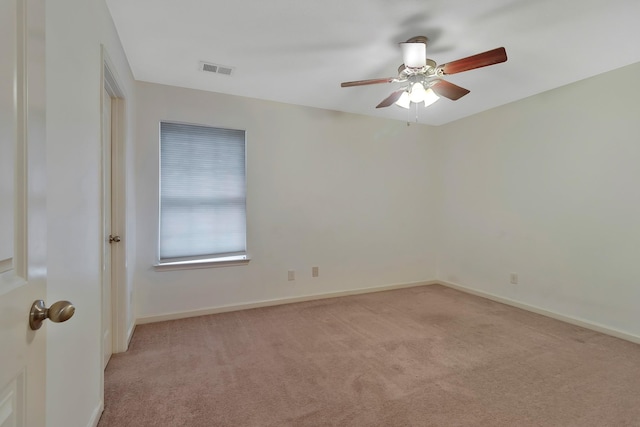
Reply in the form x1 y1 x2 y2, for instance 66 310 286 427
29 300 75 330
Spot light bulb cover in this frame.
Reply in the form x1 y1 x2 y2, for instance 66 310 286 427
423 88 440 107
395 91 411 109
408 82 427 103
400 43 427 68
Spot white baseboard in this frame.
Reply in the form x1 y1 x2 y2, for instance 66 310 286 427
87 400 103 427
126 321 136 347
437 280 640 345
134 278 640 345
136 280 438 325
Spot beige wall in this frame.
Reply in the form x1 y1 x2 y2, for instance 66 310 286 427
133 82 439 320
436 61 640 339
133 61 640 342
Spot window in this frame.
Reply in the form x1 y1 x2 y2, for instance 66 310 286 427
158 122 247 268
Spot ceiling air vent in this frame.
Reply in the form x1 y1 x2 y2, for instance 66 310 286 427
199 61 234 76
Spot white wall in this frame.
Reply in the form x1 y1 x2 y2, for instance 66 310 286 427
134 82 439 319
46 0 135 426
130 37 640 344
437 61 640 338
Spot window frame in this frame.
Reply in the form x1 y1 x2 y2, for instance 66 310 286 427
154 120 250 271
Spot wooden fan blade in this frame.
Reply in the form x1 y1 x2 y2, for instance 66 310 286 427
440 47 507 75
431 80 470 101
376 90 405 108
341 77 395 87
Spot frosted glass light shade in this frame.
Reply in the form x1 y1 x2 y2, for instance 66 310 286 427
395 91 411 109
408 82 427 103
423 88 440 107
400 43 427 68
395 85 440 109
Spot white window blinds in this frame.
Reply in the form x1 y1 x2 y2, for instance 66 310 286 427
159 122 246 262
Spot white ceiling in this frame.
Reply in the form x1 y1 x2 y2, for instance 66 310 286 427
106 0 640 126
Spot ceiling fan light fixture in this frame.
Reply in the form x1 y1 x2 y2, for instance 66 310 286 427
408 82 427 103
395 91 411 109
395 85 439 109
423 88 440 107
400 42 427 68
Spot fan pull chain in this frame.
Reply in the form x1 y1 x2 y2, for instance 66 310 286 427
407 102 419 126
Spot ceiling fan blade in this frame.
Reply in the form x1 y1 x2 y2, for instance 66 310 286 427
376 90 405 108
341 77 395 88
400 42 427 68
440 47 507 75
431 80 470 101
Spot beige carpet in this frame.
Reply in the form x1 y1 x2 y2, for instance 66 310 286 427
98 285 640 426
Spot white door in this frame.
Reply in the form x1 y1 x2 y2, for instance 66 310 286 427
0 0 49 426
102 87 113 369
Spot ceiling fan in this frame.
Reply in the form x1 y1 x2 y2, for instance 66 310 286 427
341 36 507 109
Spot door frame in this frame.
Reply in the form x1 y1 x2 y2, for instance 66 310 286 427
100 46 129 359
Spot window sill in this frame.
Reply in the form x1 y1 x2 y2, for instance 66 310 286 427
154 256 250 272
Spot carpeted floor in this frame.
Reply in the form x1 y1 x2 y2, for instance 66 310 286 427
98 284 640 426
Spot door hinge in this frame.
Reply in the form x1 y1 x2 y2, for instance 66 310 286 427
109 235 121 243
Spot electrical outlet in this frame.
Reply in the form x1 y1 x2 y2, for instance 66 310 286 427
510 273 518 285
312 266 319 277
288 270 295 281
